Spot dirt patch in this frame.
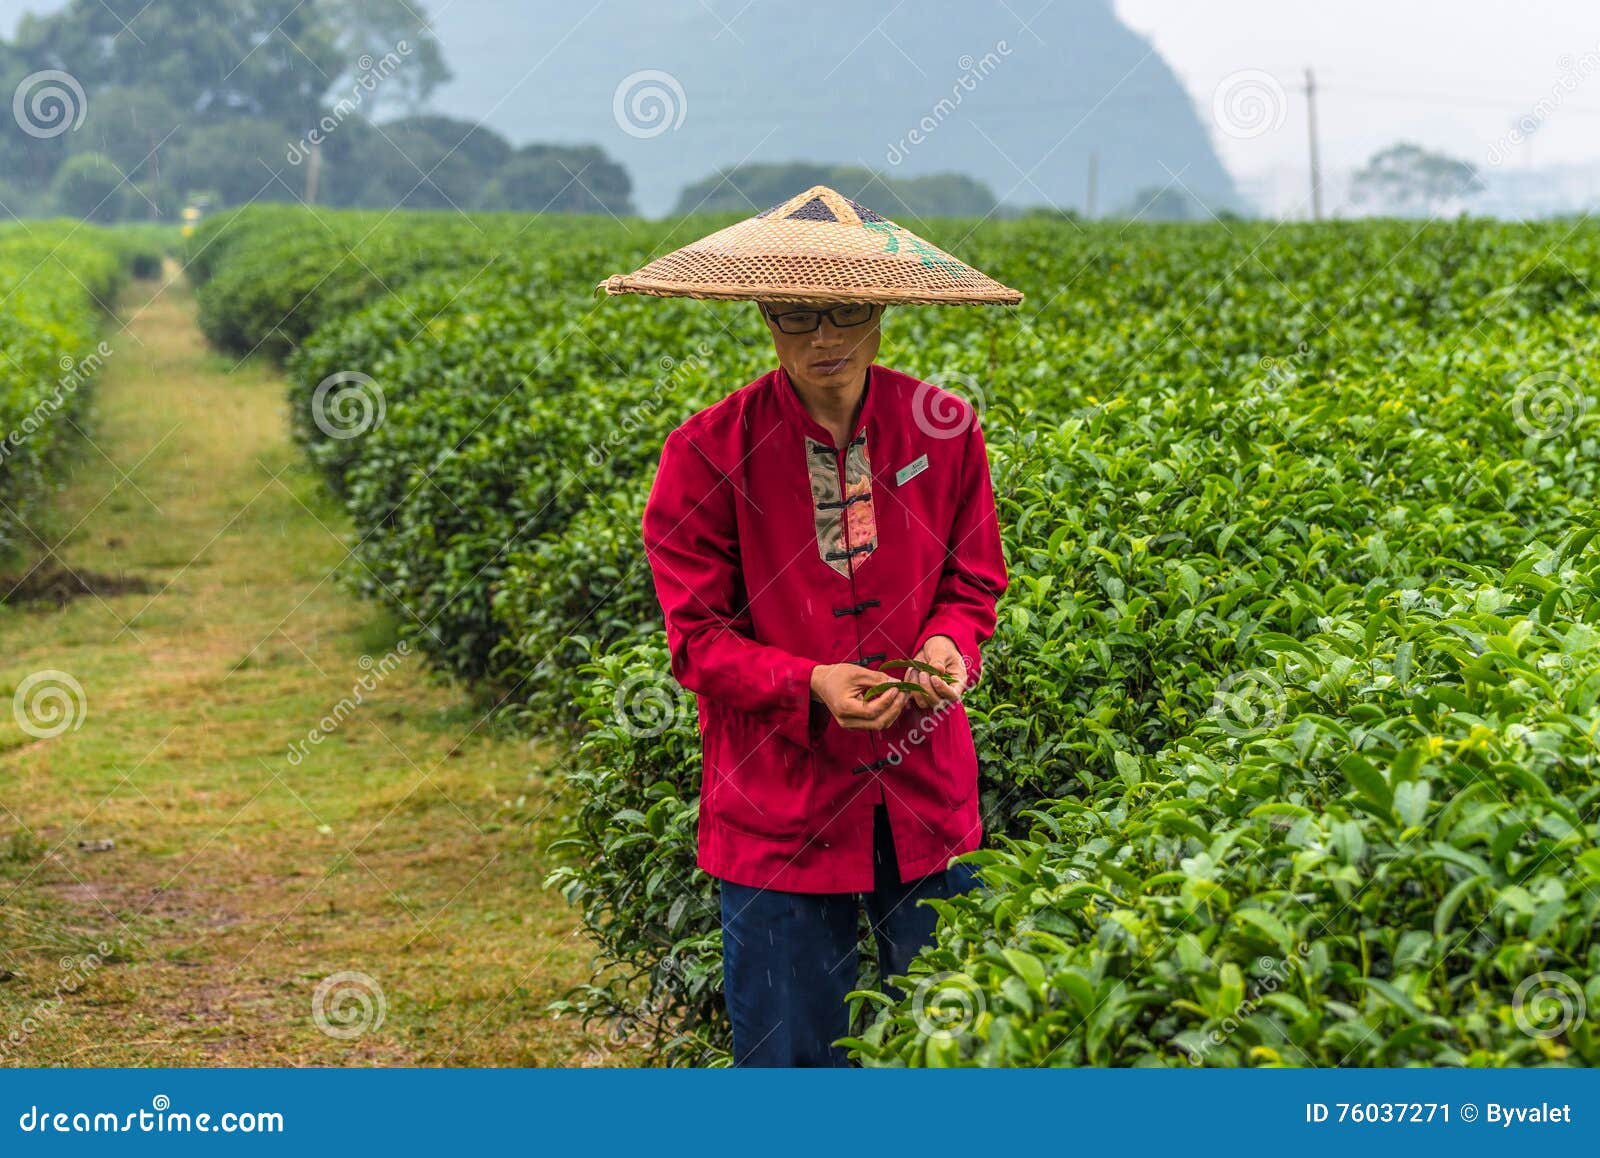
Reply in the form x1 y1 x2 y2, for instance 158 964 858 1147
37 878 239 927
0 563 156 608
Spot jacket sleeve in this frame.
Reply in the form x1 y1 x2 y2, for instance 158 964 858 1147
915 419 1009 688
642 424 818 748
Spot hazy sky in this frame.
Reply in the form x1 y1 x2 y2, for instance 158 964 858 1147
7 0 1600 189
1115 0 1600 181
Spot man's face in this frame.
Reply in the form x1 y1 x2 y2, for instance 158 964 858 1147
759 300 883 395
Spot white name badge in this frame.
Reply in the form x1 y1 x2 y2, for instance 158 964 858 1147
895 454 930 486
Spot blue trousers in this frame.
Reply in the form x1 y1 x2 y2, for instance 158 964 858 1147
718 804 980 1067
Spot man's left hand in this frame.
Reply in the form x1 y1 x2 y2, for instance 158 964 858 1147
907 634 967 710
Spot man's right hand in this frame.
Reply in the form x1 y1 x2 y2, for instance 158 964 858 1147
809 663 908 731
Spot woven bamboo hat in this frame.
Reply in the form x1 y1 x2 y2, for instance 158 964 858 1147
597 184 1022 306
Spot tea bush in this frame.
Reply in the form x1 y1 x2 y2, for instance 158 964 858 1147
0 223 127 559
847 527 1600 1066
189 206 1600 1065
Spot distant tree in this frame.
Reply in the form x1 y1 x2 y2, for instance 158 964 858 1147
1351 143 1484 216
64 85 185 216
11 0 340 134
1119 185 1205 221
478 144 635 215
0 43 79 193
870 173 999 218
49 152 133 221
311 116 394 207
321 0 453 118
0 0 459 216
1021 205 1083 222
129 177 185 222
677 162 841 213
0 1 631 219
674 162 997 218
358 113 513 210
0 178 46 217
162 120 307 208
384 113 513 176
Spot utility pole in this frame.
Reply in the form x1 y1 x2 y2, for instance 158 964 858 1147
1086 149 1098 219
148 129 160 220
1305 68 1323 221
305 140 322 206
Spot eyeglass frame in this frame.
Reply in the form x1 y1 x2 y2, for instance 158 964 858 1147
760 301 881 335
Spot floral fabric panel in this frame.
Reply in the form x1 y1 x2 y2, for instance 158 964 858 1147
806 432 879 577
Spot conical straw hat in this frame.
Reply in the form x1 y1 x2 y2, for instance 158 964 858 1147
597 184 1022 306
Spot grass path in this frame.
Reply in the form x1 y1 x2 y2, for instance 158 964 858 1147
0 262 611 1066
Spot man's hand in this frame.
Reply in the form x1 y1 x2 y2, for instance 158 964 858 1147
906 635 968 710
810 663 909 731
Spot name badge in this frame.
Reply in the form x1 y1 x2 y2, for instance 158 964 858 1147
895 454 929 486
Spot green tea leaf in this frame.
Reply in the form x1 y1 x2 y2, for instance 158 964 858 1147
881 658 958 682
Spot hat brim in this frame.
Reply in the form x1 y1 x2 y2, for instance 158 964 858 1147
597 273 1022 306
596 184 1024 307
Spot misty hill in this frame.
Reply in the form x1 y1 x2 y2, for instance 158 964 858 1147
675 164 1000 218
0 0 1239 219
423 0 1238 216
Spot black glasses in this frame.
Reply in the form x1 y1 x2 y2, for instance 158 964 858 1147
762 302 878 334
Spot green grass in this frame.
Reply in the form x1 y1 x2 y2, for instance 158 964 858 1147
0 262 624 1065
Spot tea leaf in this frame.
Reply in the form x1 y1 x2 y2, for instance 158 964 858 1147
881 658 958 682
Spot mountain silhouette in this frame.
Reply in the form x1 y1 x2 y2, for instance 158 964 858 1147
0 0 1239 217
425 0 1239 216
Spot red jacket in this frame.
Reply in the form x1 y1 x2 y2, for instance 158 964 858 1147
641 361 1008 893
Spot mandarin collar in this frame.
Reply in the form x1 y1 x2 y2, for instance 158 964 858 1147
775 361 877 448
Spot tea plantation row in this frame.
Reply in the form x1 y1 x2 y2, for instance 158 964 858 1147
0 222 137 560
187 204 1600 1065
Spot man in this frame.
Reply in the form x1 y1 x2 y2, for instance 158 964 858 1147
640 296 1009 1066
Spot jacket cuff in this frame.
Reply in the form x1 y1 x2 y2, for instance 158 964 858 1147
771 655 820 749
916 620 982 690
